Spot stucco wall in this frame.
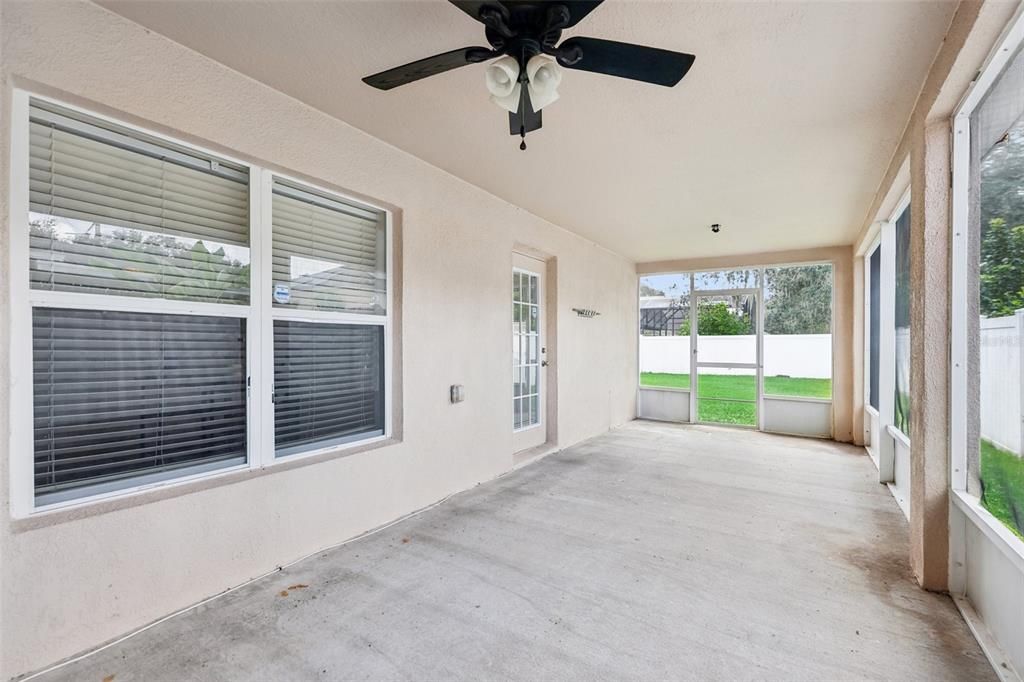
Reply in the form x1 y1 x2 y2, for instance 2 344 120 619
0 1 638 677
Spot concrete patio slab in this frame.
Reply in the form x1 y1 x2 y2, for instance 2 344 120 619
34 421 994 681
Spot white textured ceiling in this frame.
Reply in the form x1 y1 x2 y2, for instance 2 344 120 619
100 0 956 262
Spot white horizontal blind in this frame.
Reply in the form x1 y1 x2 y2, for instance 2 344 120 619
29 100 250 303
271 179 385 313
274 321 384 457
33 308 248 505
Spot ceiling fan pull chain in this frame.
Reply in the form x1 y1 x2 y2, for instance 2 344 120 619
520 126 527 151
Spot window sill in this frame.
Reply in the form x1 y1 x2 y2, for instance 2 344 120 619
886 423 911 449
11 435 402 532
952 489 1024 576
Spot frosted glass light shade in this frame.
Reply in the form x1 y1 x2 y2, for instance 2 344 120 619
486 56 522 113
526 54 562 111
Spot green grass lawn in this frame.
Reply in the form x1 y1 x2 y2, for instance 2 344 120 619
980 439 1024 540
639 372 832 426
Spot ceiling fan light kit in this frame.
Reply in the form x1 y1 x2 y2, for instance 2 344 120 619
524 54 562 111
485 55 523 112
362 1 695 151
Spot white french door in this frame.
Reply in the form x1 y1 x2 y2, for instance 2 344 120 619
512 254 547 451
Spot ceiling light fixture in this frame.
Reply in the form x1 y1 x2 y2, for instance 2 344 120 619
485 56 522 113
524 54 562 111
363 1 696 152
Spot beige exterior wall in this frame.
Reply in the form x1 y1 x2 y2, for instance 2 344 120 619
637 245 856 443
0 2 639 677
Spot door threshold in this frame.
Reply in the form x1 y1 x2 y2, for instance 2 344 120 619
513 442 559 468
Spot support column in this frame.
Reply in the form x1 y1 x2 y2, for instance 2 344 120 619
908 120 951 590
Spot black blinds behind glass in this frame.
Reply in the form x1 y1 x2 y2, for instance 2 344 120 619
273 321 384 456
33 308 247 504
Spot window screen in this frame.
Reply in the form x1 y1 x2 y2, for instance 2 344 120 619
969 45 1024 537
273 321 384 457
869 246 881 410
894 207 912 435
33 308 247 505
762 264 833 399
271 179 386 314
28 101 250 304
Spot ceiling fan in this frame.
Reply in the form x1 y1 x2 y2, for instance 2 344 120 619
362 1 695 150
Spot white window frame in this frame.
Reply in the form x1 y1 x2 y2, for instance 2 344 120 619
950 11 1024 574
263 171 393 460
8 89 393 517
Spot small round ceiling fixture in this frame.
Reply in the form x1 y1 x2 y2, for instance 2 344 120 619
711 223 721 234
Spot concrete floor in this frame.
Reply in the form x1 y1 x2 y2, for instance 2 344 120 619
40 421 994 682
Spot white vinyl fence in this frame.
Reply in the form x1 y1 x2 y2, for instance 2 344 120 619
640 334 832 379
980 313 1022 454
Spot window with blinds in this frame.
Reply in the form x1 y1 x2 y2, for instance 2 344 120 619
16 96 392 512
271 179 386 314
33 308 248 505
273 321 385 457
28 101 250 304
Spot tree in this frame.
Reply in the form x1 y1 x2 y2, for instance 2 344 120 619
678 301 750 335
981 122 1024 232
978 118 1024 318
764 265 833 334
980 217 1024 317
640 284 665 296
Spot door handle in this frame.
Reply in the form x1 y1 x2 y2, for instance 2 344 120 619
541 360 549 367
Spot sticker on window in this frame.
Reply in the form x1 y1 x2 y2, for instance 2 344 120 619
273 284 291 304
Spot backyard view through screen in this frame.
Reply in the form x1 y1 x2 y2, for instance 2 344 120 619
640 373 832 425
975 79 1024 539
640 266 833 427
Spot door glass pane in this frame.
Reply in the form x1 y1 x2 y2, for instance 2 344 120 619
762 264 833 399
696 366 756 426
513 269 541 430
639 273 690 389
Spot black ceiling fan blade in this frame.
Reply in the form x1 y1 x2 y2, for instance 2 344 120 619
554 1 604 28
508 87 542 136
363 47 495 90
449 1 504 23
450 1 602 28
556 37 695 87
